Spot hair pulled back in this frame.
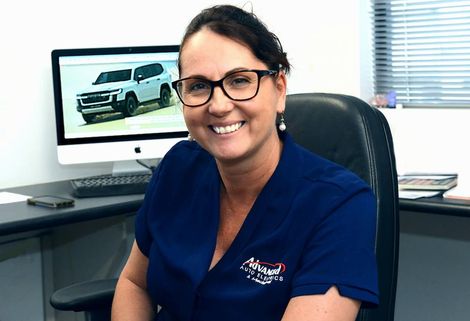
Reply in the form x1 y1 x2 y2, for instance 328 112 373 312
178 5 291 75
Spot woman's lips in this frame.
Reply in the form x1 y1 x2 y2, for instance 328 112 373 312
210 121 245 134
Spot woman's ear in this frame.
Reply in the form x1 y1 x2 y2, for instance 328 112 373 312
275 71 287 113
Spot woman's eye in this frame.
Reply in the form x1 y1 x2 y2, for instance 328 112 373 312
187 81 210 93
228 76 251 87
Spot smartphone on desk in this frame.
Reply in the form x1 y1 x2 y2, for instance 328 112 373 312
27 195 75 208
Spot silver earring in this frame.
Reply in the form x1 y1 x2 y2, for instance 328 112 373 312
187 133 195 141
278 113 286 132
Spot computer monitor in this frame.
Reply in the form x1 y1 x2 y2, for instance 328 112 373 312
51 46 187 170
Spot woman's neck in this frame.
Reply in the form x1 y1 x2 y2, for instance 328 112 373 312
216 135 283 201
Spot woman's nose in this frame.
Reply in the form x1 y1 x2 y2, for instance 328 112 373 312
207 86 234 116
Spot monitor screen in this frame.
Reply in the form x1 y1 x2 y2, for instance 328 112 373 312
51 46 187 165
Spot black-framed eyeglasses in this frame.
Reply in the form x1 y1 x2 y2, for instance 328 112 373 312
171 69 277 107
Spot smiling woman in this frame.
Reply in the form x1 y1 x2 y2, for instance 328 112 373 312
177 28 286 165
111 5 379 321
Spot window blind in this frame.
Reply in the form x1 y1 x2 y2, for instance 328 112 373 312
373 0 470 107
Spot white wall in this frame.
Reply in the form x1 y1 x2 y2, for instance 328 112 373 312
3 0 468 189
381 108 470 179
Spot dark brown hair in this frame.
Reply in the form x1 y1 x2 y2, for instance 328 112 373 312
178 5 291 75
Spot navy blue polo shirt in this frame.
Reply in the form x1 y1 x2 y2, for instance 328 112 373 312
135 132 378 321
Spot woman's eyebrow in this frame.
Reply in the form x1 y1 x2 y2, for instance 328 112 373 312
182 67 249 80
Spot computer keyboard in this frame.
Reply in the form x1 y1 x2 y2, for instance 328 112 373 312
70 173 152 197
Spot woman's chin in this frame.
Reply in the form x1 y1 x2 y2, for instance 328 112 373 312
212 149 246 163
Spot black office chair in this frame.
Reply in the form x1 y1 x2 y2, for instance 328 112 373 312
51 93 399 321
285 93 399 321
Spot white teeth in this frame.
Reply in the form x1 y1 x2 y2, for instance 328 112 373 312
212 122 243 134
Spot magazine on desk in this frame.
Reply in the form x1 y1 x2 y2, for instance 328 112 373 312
398 173 458 191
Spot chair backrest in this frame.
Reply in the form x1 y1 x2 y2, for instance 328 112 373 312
284 93 399 321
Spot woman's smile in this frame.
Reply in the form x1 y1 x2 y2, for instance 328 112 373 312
209 121 246 135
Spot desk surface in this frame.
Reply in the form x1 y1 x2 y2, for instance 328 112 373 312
400 196 470 217
3 180 470 237
0 180 144 237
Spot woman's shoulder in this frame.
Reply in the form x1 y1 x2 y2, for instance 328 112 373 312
162 140 212 167
143 140 217 207
166 139 208 156
285 142 376 229
154 140 215 186
291 141 372 198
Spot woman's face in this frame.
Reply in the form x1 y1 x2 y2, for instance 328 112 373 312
179 28 286 165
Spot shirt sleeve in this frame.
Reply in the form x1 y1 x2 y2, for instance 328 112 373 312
291 189 379 307
134 158 165 257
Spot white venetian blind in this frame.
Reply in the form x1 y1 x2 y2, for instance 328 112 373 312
373 0 470 107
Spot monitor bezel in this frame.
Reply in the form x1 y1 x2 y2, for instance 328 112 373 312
51 45 187 147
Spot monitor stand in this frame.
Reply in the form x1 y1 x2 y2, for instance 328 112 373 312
111 159 160 176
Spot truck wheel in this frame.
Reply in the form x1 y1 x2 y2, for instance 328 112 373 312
82 114 95 123
124 96 138 116
159 88 171 108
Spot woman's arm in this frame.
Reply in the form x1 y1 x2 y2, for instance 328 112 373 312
281 286 360 321
111 241 155 321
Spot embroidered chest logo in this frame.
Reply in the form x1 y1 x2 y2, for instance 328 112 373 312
240 257 286 285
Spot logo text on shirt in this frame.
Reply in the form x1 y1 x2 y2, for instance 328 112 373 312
240 257 286 285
